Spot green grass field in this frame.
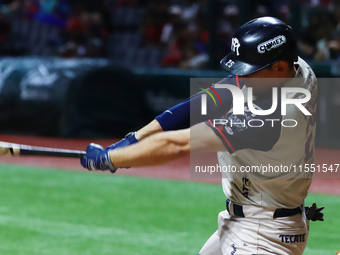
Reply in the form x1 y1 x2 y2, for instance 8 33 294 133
0 164 338 255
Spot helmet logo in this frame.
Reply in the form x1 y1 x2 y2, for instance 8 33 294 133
231 38 241 56
226 59 235 68
257 35 286 54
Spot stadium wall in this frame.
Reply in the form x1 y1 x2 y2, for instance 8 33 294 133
0 57 338 147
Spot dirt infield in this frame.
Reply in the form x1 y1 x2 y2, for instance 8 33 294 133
0 134 339 195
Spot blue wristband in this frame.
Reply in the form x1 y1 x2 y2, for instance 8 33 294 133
106 132 139 150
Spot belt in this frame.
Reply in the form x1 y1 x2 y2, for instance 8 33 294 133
226 200 302 218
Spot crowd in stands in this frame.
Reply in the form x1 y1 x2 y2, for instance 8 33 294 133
0 0 340 69
0 0 111 57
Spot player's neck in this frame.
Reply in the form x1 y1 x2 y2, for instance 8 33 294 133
288 67 297 79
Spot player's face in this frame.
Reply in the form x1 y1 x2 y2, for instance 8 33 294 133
238 61 295 95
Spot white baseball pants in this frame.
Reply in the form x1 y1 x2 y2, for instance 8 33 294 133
199 207 309 255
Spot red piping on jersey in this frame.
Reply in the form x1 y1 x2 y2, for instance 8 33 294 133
236 76 241 89
199 82 223 106
208 120 236 153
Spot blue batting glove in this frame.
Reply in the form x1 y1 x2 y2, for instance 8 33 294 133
81 143 117 173
106 132 138 150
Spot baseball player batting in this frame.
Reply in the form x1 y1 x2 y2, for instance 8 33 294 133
81 17 324 254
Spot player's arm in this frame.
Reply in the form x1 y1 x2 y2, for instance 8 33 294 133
152 76 241 132
80 122 226 170
106 76 240 150
111 123 225 167
110 129 190 167
135 119 163 140
103 95 210 150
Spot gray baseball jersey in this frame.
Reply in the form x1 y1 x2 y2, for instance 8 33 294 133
200 57 317 255
206 57 317 209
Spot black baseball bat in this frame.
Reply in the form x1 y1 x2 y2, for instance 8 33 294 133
0 142 86 158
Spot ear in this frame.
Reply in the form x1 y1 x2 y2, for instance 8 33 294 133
272 61 289 77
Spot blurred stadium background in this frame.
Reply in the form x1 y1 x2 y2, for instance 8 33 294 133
0 0 339 143
0 0 339 254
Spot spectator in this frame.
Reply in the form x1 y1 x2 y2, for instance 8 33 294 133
4 0 340 66
66 10 90 43
0 0 22 21
179 42 209 69
160 5 183 45
216 4 240 61
39 0 56 15
143 0 168 46
181 0 200 31
143 16 163 46
300 4 338 60
0 11 10 44
24 0 68 28
59 10 108 58
309 0 334 9
160 26 185 67
275 4 291 24
84 11 108 57
252 5 270 19
297 29 318 60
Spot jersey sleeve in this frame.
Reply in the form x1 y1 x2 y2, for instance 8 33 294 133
155 99 191 131
205 97 282 154
156 76 243 131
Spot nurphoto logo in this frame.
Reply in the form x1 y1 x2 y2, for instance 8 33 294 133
200 84 312 128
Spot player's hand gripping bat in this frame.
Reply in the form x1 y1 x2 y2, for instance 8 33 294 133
0 141 86 158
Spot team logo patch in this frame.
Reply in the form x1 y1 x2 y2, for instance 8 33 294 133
257 35 286 54
231 38 241 56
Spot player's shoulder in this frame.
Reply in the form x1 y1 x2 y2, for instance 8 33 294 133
294 57 317 84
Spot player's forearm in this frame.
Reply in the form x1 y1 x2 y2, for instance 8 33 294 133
135 119 163 140
109 129 190 167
